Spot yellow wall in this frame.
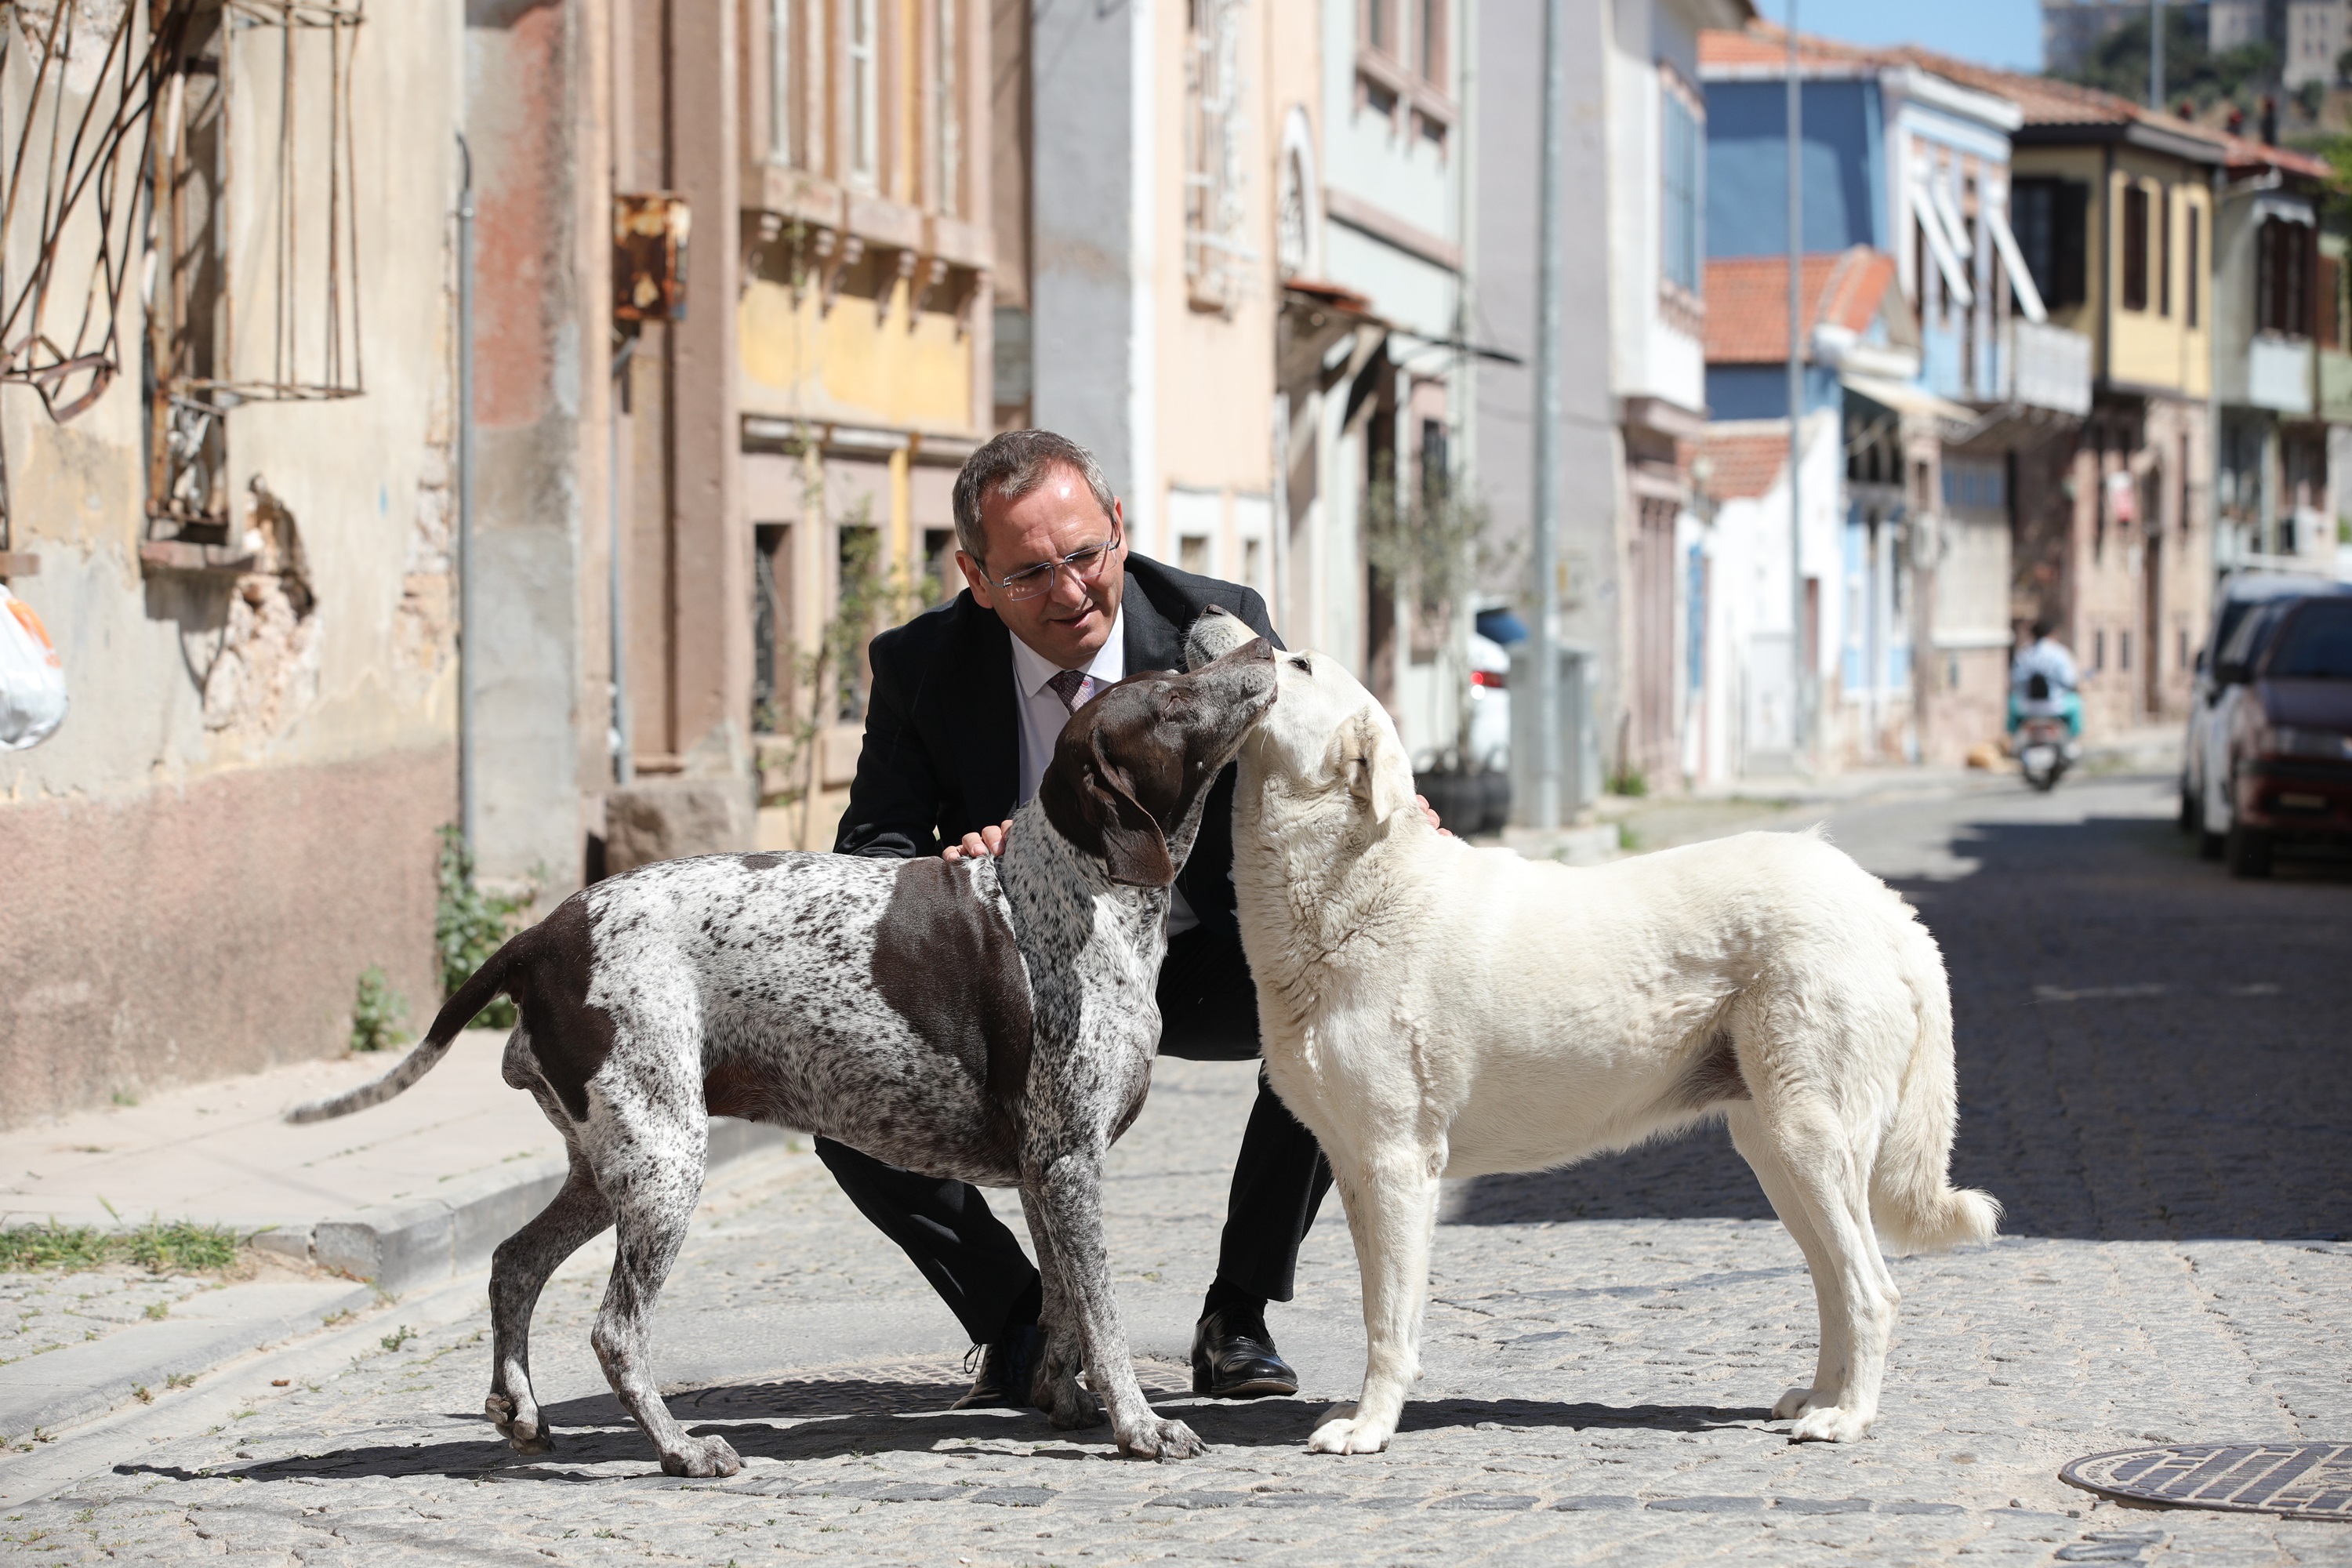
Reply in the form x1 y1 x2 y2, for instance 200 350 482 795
2011 143 2210 397
2105 150 2212 397
737 275 978 436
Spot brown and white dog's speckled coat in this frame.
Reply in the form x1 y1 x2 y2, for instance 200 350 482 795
291 639 1278 1474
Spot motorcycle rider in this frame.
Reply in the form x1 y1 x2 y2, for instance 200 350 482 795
2009 617 2083 756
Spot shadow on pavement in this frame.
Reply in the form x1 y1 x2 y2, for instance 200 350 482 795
1448 809 2352 1243
110 1392 1765 1483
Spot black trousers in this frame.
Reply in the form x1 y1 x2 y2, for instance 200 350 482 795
815 910 1334 1344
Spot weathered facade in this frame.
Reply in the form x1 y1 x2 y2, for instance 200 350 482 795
1986 72 2223 736
1 2 466 1126
1479 0 1746 802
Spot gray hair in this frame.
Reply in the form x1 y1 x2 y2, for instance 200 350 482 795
950 430 1117 565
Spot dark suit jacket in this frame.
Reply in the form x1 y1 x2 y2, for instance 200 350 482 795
833 554 1280 924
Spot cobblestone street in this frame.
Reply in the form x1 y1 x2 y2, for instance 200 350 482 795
2 774 2347 1565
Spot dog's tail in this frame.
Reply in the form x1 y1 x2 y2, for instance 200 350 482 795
1868 917 2002 1254
285 927 537 1125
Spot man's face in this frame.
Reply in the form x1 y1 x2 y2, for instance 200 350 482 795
956 463 1127 670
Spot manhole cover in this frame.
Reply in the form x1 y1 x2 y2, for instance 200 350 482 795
2062 1443 2352 1519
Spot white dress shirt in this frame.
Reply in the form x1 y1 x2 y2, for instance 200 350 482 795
1007 608 1197 935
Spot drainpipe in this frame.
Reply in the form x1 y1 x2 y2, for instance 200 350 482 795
456 133 479 851
1787 3 1808 769
2209 165 2224 583
610 336 635 786
1529 0 1566 828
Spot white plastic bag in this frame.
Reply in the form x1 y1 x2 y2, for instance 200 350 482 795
0 583 67 750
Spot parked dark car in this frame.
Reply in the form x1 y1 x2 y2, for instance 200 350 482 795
2220 596 2352 877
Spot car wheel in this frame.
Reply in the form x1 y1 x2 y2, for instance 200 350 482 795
2225 821 2274 880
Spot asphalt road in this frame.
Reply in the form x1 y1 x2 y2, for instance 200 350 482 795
2 772 2347 1566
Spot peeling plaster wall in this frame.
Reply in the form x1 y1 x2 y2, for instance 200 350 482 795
0 3 468 1127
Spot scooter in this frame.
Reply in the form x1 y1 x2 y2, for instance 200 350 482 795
2014 673 2078 792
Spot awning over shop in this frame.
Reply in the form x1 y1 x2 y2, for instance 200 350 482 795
1838 371 1974 426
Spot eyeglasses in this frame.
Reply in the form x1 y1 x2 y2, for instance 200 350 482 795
991 535 1120 601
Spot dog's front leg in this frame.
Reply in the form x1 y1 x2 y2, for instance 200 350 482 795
1025 1149 1203 1460
1311 1145 1443 1455
1015 1190 1104 1430
586 1112 741 1479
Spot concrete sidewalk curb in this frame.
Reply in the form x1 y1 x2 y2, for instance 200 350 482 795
245 1118 789 1298
0 1279 376 1444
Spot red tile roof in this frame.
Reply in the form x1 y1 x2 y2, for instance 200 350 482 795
1704 246 1897 364
1694 429 1791 501
1700 21 2333 182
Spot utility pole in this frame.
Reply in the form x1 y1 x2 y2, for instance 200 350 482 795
1785 3 1807 769
2151 0 2165 110
1530 0 1567 828
456 133 479 851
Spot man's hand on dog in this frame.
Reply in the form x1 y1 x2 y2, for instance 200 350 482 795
943 820 1016 860
940 797 1450 862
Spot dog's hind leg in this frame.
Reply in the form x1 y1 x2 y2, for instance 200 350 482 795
1725 1102 1841 1422
1024 1151 1202 1459
1015 1191 1104 1430
587 1109 741 1478
1738 1094 1900 1443
1309 1143 1442 1456
485 1128 612 1456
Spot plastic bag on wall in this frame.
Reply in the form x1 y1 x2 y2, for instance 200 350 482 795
0 583 67 750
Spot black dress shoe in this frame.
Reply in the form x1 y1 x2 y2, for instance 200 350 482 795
1190 1307 1299 1399
952 1323 1043 1410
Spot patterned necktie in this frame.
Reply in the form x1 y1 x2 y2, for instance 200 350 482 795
1047 668 1095 714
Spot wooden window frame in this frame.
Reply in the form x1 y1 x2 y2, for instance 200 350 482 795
2121 183 2149 313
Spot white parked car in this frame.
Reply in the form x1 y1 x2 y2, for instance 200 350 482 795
1467 630 1510 773
2182 571 2347 849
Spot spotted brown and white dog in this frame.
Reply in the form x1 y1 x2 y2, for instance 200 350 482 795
289 638 1279 1474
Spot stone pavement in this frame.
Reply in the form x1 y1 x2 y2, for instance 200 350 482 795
2 772 2348 1564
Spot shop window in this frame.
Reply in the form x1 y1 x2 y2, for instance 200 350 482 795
753 523 794 734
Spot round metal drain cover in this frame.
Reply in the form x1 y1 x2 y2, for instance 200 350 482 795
2063 1443 2352 1519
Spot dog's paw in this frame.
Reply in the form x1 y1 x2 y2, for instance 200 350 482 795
1769 1386 1818 1421
1116 1417 1205 1460
1307 1404 1392 1455
1041 1376 1105 1431
1787 1406 1871 1444
659 1432 743 1478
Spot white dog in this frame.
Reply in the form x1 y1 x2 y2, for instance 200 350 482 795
1185 608 2000 1456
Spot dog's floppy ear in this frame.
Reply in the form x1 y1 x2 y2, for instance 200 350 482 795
1336 710 1417 824
1038 739 1177 887
1183 604 1259 671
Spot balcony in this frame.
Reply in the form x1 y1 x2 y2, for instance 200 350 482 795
2246 333 2314 416
1999 320 2092 416
2319 347 2352 423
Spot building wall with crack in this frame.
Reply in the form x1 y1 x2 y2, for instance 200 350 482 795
0 2 468 1126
